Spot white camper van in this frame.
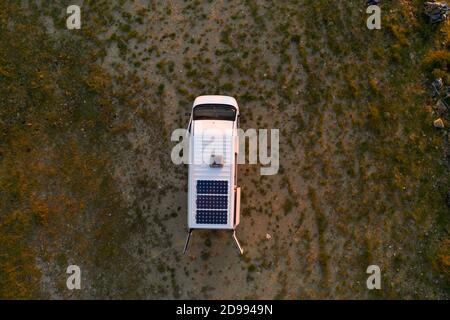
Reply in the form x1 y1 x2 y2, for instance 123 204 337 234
184 95 243 254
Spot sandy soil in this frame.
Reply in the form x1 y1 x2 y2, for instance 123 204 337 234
1 0 448 299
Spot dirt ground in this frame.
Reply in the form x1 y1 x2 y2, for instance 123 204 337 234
0 1 449 299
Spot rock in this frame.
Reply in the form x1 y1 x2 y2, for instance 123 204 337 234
266 233 272 240
433 118 445 128
442 88 450 108
432 78 443 95
434 100 447 115
424 1 449 24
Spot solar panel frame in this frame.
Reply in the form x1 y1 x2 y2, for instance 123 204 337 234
195 180 229 224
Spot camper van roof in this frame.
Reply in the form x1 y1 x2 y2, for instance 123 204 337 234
188 119 236 229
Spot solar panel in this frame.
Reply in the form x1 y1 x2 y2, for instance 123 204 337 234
196 180 228 194
196 195 228 209
196 210 228 224
195 180 229 224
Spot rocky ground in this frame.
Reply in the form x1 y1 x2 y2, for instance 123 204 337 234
0 0 449 299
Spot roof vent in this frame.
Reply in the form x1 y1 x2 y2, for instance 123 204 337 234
210 154 224 168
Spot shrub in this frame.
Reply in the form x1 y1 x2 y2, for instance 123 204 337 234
431 238 450 282
283 198 294 215
422 50 450 82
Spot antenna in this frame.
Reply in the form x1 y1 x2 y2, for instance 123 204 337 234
183 229 192 254
232 230 244 255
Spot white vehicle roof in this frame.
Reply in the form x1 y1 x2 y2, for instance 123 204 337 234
187 97 239 230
